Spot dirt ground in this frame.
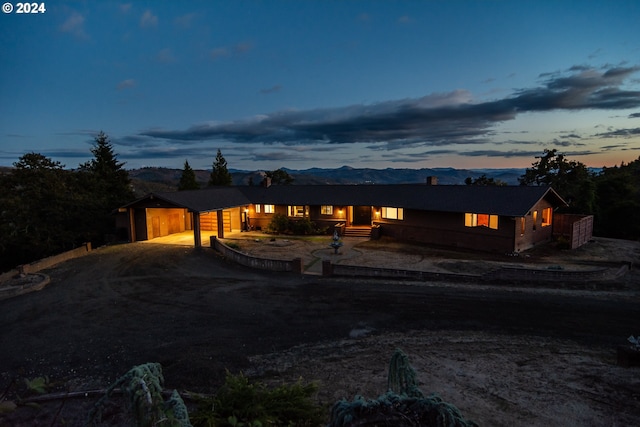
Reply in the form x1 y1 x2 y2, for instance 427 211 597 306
1 236 639 426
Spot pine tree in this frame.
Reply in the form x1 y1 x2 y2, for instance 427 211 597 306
80 131 134 208
208 149 232 186
79 131 134 242
178 160 200 190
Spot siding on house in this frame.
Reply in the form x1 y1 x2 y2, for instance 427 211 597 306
121 185 571 253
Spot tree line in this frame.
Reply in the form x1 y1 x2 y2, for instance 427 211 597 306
0 132 134 271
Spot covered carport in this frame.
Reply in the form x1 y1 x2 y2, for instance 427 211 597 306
121 188 252 248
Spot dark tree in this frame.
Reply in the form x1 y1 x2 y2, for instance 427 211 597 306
208 149 232 186
0 153 84 270
519 149 595 213
79 131 134 241
593 158 640 238
79 131 134 208
266 168 294 185
464 174 506 186
178 160 200 190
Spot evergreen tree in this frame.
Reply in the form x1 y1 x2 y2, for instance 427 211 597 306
178 160 200 190
79 131 134 242
464 174 506 186
519 149 595 213
208 149 232 186
593 158 640 238
266 168 294 185
79 131 134 208
0 153 85 270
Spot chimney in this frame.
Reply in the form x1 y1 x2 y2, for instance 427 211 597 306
426 176 438 185
262 176 272 187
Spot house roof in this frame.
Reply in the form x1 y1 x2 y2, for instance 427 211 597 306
124 184 567 217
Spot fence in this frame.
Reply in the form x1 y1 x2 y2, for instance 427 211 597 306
554 214 594 249
211 236 303 273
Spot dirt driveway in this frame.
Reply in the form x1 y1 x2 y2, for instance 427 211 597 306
1 238 639 426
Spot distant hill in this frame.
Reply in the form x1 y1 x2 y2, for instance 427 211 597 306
127 166 525 196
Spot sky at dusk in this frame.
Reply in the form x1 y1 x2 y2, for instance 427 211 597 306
1 0 640 171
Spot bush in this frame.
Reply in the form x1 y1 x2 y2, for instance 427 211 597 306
291 217 316 235
191 371 323 427
265 213 290 234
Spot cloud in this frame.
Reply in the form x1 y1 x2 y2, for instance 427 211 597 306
210 42 254 60
260 85 282 95
596 127 640 138
156 48 175 63
174 13 196 29
119 3 131 14
210 47 229 60
59 11 88 40
137 65 640 152
116 79 135 90
140 10 158 28
630 112 640 118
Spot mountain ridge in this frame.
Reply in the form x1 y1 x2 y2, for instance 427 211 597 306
127 166 526 195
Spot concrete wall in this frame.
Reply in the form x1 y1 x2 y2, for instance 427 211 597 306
211 236 303 273
322 259 629 283
0 242 93 281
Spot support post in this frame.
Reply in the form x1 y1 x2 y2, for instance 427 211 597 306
193 212 202 248
216 210 225 238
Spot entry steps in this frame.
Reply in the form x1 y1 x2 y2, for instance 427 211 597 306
343 226 371 238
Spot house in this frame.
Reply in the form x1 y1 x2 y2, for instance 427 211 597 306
119 183 583 253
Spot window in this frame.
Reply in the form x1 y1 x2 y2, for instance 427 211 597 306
532 210 538 231
255 204 261 214
541 207 552 227
520 217 526 236
264 204 274 214
464 213 498 230
381 207 403 220
288 205 306 217
321 205 333 215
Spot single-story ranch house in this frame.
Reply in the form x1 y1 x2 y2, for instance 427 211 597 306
119 181 592 253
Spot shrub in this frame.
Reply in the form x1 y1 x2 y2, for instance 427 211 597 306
265 213 290 234
191 371 323 427
291 217 316 235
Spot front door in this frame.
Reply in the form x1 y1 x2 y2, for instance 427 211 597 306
352 206 372 225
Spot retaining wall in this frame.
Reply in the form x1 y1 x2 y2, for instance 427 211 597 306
0 243 92 283
211 236 303 273
323 260 630 283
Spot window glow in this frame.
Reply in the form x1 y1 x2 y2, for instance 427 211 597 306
321 205 333 215
264 204 274 214
381 207 403 220
542 207 552 226
255 204 261 213
288 205 306 217
465 212 498 230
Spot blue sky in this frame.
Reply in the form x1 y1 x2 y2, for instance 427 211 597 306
1 0 640 171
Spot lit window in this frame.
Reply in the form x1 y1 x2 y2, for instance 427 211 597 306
288 205 306 217
532 210 538 231
520 217 526 236
465 213 498 230
264 204 274 214
381 207 403 220
321 205 333 215
255 204 261 214
541 207 552 227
